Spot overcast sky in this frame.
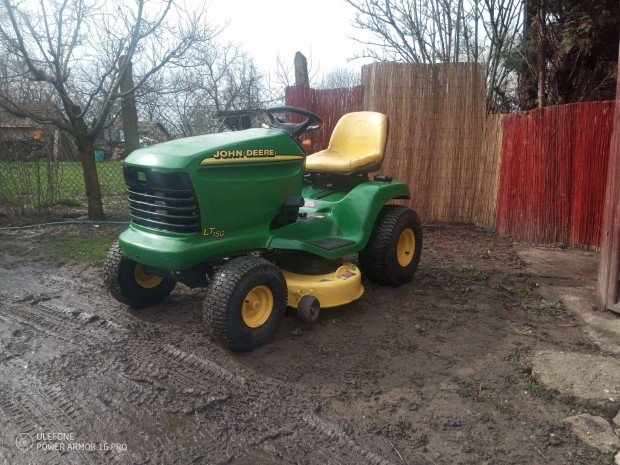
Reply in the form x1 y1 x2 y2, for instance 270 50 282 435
206 0 376 80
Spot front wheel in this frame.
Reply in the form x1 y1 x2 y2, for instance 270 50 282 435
104 241 176 308
203 256 287 351
297 295 320 323
359 205 423 286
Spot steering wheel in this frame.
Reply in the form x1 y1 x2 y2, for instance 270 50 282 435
265 106 324 138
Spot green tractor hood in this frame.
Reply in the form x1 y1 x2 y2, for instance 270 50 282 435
124 128 304 170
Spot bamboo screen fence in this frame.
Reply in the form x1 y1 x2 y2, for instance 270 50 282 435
497 101 614 248
475 114 504 228
361 62 499 226
285 63 502 228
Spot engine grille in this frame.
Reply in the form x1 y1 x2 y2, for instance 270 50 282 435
124 166 200 233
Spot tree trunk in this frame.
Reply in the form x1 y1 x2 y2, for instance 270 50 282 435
518 0 539 110
75 134 105 220
455 0 463 62
536 0 545 108
120 56 140 156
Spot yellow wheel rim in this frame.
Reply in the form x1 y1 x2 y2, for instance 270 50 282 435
397 228 416 267
134 265 164 289
242 285 273 328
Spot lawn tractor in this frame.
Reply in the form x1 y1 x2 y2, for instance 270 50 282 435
104 106 423 351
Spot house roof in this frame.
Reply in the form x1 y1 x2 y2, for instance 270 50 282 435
0 109 41 129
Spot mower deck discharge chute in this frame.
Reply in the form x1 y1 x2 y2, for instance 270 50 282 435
104 106 423 351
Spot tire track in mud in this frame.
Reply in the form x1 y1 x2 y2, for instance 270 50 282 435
129 345 398 465
0 291 125 347
0 266 399 464
0 381 117 465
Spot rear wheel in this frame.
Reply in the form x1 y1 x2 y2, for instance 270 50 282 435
359 205 423 285
104 241 176 308
203 256 287 351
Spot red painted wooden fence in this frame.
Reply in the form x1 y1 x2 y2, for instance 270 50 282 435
285 85 364 154
496 101 615 248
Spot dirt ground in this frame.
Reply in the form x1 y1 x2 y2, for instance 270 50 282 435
0 224 613 464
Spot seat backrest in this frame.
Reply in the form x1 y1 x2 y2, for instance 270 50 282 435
328 111 388 170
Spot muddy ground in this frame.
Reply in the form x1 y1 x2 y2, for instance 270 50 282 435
0 224 613 464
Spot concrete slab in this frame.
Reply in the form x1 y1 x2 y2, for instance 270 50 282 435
532 351 620 417
543 285 620 355
518 247 599 282
518 246 620 355
563 414 620 453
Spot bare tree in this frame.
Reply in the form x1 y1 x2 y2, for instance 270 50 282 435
317 68 361 89
144 42 273 137
0 0 215 219
345 0 522 111
482 0 524 111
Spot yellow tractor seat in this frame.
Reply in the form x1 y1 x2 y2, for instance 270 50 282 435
305 111 388 175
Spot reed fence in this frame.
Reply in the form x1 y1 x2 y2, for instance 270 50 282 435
496 101 614 248
362 62 499 226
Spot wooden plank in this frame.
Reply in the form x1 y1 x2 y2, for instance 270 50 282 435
598 46 620 308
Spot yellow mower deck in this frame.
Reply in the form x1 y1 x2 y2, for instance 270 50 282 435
282 262 364 309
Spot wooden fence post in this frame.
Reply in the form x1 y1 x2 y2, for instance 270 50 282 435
294 52 309 86
597 42 620 313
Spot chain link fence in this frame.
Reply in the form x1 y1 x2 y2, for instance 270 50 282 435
0 88 285 226
0 126 129 226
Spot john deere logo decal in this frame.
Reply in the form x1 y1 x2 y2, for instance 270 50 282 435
200 150 303 165
137 172 146 182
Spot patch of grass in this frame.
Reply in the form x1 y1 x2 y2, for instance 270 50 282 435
447 304 479 314
487 249 496 258
360 354 380 371
41 233 117 263
424 267 447 278
539 299 563 310
520 284 531 296
501 285 514 294
55 198 82 207
511 356 531 374
338 348 350 358
518 325 535 335
523 380 548 398
490 397 514 414
458 382 486 400
457 386 477 399
425 265 489 282
458 382 515 413
291 359 305 370
291 327 303 337
461 286 471 294
414 323 426 335
462 265 488 281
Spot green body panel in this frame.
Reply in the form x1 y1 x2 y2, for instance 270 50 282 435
119 127 410 271
268 180 410 259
